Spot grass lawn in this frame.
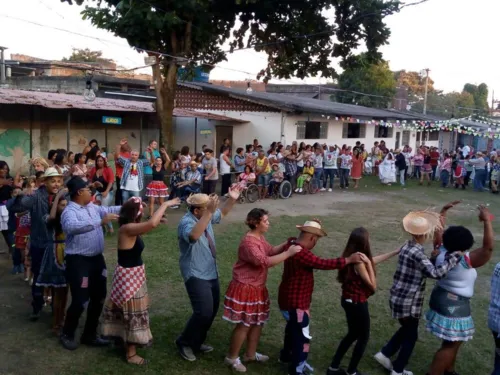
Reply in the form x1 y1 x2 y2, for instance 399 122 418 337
0 176 498 375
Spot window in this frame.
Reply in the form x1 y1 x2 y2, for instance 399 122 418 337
342 123 366 139
374 125 393 138
428 131 439 141
296 121 328 139
402 130 411 146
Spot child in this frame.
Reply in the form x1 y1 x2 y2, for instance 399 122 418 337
269 163 284 195
36 188 68 334
232 165 255 190
295 160 314 193
453 159 466 190
327 228 399 375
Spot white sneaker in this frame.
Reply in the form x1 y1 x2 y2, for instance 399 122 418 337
243 352 269 362
224 357 247 372
390 370 413 375
374 352 393 371
295 188 299 193
320 188 326 192
328 188 332 192
298 188 303 193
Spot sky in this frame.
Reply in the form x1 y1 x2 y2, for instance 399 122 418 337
0 0 498 103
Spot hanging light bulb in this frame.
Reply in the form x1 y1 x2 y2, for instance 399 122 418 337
83 73 96 102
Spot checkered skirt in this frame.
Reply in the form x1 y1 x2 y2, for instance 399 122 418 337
223 280 270 326
146 181 169 198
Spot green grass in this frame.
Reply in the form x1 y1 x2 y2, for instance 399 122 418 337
0 176 498 375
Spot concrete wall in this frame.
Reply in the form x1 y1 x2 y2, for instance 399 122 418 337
173 117 216 153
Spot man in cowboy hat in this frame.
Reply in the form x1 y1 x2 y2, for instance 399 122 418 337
9 167 64 320
374 203 464 375
278 220 365 375
179 161 203 201
176 187 241 362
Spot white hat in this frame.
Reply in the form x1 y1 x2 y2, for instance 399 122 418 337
296 219 327 237
42 167 63 179
402 210 442 237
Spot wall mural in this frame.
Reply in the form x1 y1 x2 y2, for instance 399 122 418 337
0 129 32 172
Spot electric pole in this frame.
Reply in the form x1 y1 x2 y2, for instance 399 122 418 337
422 68 430 115
0 46 7 83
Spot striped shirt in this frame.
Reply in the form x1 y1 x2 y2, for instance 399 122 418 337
62 201 121 257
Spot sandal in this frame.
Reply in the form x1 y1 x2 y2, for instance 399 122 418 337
127 354 148 366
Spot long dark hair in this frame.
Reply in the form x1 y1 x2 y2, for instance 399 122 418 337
118 199 143 226
338 227 374 284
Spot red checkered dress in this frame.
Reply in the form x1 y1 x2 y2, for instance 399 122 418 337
110 264 146 307
278 238 347 311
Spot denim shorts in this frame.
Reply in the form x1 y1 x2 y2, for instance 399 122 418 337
258 173 270 186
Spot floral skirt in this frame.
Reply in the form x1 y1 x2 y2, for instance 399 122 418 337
36 241 66 288
146 181 169 198
223 280 270 326
101 283 153 346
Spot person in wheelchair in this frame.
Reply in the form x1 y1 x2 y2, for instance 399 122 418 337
179 161 203 201
232 165 256 191
269 163 284 196
295 160 314 193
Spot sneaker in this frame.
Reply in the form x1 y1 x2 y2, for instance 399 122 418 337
175 340 196 362
374 352 393 371
390 371 413 375
320 188 326 192
298 188 303 193
243 352 269 362
294 188 299 193
224 357 247 372
326 367 347 375
199 344 214 353
60 334 78 351
328 188 332 192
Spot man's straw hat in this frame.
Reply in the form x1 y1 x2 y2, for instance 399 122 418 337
296 219 327 237
42 167 63 179
186 193 209 207
189 161 199 167
402 210 442 237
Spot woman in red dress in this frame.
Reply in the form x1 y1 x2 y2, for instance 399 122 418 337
223 208 301 373
350 149 364 189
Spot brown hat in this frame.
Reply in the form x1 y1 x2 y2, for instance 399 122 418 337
186 193 209 207
296 219 327 237
402 210 442 237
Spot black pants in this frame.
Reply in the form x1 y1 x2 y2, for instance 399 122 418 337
339 168 349 188
62 254 107 340
115 176 122 205
432 165 438 180
30 245 46 314
177 277 220 352
203 180 217 195
492 331 500 375
280 310 311 375
1 229 13 254
221 174 231 196
381 317 419 373
465 171 472 186
331 299 370 373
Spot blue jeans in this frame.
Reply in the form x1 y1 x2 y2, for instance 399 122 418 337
432 165 438 180
414 166 421 179
492 331 500 375
339 168 349 188
314 169 323 184
122 189 141 202
474 169 486 191
257 174 270 187
440 170 450 188
323 169 336 189
181 185 201 200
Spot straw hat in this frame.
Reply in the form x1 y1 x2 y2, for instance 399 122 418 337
42 167 63 179
402 210 442 237
296 220 327 237
282 150 291 157
189 161 199 167
186 193 210 207
271 163 280 169
394 148 401 154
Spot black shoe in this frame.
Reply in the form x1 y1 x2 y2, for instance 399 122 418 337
60 334 79 351
175 339 196 361
80 335 110 347
326 368 348 375
29 312 40 322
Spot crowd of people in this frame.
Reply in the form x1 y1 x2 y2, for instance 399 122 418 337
0 136 499 375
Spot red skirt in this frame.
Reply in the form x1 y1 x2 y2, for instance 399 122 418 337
223 280 270 326
146 181 169 197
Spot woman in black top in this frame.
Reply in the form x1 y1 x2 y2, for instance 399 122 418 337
0 161 14 253
101 196 180 366
146 150 170 216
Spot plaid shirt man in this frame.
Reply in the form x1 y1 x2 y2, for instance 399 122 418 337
278 238 346 311
488 262 500 335
389 239 461 319
283 157 297 178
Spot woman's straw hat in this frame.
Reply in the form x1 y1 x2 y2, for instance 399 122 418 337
402 210 442 237
296 219 327 237
186 193 209 207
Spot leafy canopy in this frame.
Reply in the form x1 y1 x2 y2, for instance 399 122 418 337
62 0 401 81
62 47 114 63
335 53 396 108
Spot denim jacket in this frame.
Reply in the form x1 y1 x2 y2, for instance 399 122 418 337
117 157 149 191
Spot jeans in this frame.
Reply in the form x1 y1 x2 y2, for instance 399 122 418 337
281 309 311 375
257 174 270 187
30 245 46 314
1 229 13 253
122 189 141 202
491 331 500 375
177 277 220 352
181 185 201 200
12 247 22 267
339 168 349 188
203 179 217 195
474 169 486 191
323 169 336 189
441 170 450 188
314 169 323 184
414 166 421 179
432 165 438 180
221 174 232 196
398 169 405 186
62 254 107 340
331 299 370 374
381 317 420 373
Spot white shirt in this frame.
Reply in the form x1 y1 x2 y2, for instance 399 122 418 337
313 154 323 169
436 250 477 298
462 145 470 157
124 167 140 192
324 150 339 169
219 153 231 174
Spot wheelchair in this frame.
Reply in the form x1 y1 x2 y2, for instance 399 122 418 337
270 179 293 199
302 177 320 195
238 183 259 204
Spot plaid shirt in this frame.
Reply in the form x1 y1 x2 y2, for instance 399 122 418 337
117 156 149 191
342 266 374 303
489 263 500 335
278 238 346 311
389 239 461 319
283 158 297 177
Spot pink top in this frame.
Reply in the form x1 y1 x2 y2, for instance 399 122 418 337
232 234 274 287
413 154 424 167
239 172 256 183
441 158 452 172
72 164 88 181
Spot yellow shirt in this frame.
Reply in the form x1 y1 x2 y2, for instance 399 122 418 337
303 166 314 176
256 157 271 174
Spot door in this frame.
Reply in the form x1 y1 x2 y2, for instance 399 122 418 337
395 132 401 150
402 131 410 147
215 125 233 156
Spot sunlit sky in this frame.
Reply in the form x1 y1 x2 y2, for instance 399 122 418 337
1 0 498 103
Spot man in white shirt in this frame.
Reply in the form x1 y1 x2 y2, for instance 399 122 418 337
462 144 471 158
323 145 339 192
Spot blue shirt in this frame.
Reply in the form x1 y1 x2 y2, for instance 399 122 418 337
489 262 500 335
185 170 202 186
143 150 160 175
117 156 149 191
178 209 222 282
62 201 121 257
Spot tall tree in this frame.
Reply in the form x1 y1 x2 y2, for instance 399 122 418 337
335 53 396 108
62 48 114 64
63 0 401 150
463 83 489 113
394 70 435 97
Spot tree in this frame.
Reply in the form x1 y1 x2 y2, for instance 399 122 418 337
63 0 401 150
394 70 435 97
62 48 114 64
0 129 32 172
463 83 489 113
335 53 396 108
410 91 476 118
